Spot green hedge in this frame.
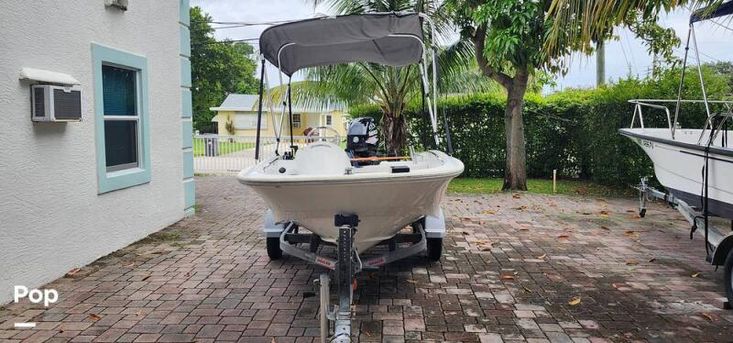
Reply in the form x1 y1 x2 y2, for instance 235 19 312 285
350 66 730 187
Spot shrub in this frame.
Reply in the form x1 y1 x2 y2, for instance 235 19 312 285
349 65 731 187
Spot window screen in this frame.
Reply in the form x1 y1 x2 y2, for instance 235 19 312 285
102 65 139 171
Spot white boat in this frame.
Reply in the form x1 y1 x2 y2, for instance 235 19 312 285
239 142 463 252
620 2 733 220
620 126 733 218
236 12 462 342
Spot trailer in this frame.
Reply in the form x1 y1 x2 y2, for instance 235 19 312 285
637 177 733 307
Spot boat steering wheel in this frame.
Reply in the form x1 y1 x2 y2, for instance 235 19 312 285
306 126 341 145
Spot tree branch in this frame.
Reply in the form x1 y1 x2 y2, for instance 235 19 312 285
358 62 391 104
471 25 513 89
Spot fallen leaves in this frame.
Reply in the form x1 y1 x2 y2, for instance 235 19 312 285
557 234 570 240
701 312 716 322
65 268 81 277
625 259 639 266
691 272 701 278
472 239 495 251
648 257 656 263
88 313 101 321
568 296 582 306
537 253 547 259
512 193 521 199
481 209 496 215
624 230 640 239
500 275 515 281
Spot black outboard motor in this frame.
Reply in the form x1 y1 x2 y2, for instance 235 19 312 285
346 117 378 162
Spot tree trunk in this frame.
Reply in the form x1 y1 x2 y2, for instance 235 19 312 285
381 113 406 156
502 70 529 191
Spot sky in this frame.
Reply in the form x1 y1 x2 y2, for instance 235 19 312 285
191 0 732 92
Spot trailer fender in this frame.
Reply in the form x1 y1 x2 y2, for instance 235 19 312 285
263 209 285 238
424 208 446 239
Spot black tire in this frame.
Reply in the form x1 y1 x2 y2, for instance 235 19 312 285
427 238 442 261
725 249 733 305
639 209 647 218
267 237 282 260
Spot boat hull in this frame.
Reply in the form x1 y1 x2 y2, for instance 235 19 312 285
238 150 464 252
620 128 733 219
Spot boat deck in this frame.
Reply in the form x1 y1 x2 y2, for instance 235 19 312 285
1 176 733 342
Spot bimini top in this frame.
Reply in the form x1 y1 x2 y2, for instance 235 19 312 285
690 1 733 23
259 12 424 76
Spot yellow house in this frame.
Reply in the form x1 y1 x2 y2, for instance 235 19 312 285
210 94 348 137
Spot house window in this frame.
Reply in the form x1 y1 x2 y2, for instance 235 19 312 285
233 113 267 129
103 65 139 172
292 113 301 128
325 114 332 126
92 43 150 194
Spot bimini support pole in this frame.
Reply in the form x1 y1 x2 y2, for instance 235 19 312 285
418 13 440 148
691 24 712 122
673 25 692 140
287 78 296 156
255 57 266 161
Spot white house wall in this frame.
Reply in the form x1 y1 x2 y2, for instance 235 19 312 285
0 1 187 303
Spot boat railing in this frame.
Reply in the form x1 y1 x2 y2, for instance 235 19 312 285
628 99 733 139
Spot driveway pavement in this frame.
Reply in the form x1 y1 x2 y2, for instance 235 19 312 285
2 176 732 342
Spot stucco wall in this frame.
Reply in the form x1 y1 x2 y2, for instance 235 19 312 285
0 1 184 304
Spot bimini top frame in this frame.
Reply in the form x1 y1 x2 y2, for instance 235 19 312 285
671 1 733 139
254 12 441 160
628 1 733 141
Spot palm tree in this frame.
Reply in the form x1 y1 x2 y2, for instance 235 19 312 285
545 0 721 56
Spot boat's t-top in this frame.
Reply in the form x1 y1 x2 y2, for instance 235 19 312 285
627 1 733 144
253 12 441 160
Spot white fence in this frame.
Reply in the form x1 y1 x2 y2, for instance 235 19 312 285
193 134 340 174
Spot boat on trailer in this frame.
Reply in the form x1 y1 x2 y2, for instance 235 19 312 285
622 1 733 304
237 12 463 342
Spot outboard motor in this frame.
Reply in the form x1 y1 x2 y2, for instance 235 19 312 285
346 117 378 162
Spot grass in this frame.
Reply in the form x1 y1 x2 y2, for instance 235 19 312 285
448 178 634 198
193 139 254 157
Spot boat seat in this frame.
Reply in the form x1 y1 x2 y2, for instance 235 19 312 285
295 142 351 175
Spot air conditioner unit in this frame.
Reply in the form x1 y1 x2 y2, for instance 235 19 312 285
31 85 82 122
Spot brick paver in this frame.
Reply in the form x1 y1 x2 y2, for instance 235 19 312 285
2 176 733 342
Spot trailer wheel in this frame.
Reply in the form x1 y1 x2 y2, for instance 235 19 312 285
639 209 646 218
725 249 733 305
427 238 442 261
267 237 282 260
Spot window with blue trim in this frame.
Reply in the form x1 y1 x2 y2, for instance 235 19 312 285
92 43 150 194
103 65 140 172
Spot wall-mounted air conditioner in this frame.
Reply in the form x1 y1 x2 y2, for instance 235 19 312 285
31 85 82 122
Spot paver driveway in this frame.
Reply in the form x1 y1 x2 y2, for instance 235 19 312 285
2 176 733 342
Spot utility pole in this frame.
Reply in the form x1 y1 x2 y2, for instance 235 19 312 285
596 40 605 87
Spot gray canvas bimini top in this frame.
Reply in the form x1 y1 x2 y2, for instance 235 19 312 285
259 13 424 76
